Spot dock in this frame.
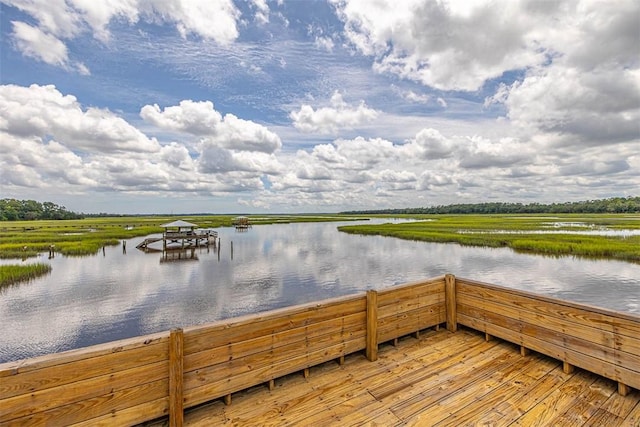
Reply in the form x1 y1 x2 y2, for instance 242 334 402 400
1 275 639 426
232 216 251 231
146 328 640 426
136 220 218 252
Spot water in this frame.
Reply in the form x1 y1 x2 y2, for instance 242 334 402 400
1 219 639 363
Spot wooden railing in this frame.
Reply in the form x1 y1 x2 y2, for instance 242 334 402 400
453 277 640 395
1 274 638 426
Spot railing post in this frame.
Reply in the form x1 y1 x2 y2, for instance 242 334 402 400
366 290 378 361
169 328 184 427
445 274 457 332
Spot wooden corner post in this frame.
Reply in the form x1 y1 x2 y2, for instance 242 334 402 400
366 290 378 361
445 274 457 332
169 328 184 427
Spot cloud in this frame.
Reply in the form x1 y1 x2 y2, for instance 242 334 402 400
333 0 547 91
10 21 69 66
314 36 334 52
141 100 282 153
0 84 284 199
0 84 159 153
250 0 270 25
140 0 240 43
5 0 243 72
458 136 532 170
290 91 379 134
401 128 455 160
488 66 640 147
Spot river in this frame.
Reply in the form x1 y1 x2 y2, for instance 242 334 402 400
1 219 639 363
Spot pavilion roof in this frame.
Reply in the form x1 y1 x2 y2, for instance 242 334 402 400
160 220 198 229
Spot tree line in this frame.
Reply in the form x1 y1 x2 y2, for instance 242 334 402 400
2 196 639 220
342 197 640 215
0 199 83 221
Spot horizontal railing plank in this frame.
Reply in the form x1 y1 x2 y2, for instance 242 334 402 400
183 294 365 353
456 278 640 338
184 311 365 371
0 360 168 423
458 313 640 389
4 378 168 426
0 338 168 401
71 398 169 427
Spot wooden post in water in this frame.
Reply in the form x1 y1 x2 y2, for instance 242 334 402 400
169 328 184 427
366 290 378 361
445 274 457 332
231 241 233 260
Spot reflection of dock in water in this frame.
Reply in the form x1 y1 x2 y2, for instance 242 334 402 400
160 248 199 263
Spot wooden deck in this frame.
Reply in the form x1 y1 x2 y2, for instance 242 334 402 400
142 327 640 426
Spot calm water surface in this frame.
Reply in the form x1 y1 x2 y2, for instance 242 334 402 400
1 220 639 363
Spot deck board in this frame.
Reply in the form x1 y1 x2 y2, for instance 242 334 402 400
140 327 640 427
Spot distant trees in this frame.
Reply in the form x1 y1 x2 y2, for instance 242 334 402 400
0 199 83 221
342 197 640 215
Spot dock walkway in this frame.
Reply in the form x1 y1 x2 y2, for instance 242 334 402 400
144 327 640 426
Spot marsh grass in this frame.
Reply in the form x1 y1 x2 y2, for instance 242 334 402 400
0 215 364 259
339 214 640 263
0 263 52 287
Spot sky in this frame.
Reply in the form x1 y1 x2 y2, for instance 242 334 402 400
0 0 638 214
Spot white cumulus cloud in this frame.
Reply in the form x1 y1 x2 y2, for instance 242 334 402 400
141 100 282 154
0 84 159 153
290 91 379 134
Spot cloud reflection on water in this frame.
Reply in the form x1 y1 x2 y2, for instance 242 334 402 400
1 220 638 363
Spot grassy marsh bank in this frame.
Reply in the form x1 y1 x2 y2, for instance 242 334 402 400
338 214 640 263
0 215 364 259
0 263 52 287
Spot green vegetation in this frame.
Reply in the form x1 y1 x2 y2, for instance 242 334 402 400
343 196 640 215
0 214 364 259
0 263 52 287
0 199 83 221
338 214 640 263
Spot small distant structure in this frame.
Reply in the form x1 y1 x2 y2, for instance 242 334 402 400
232 216 252 231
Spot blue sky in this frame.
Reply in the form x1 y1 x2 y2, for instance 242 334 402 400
1 0 638 214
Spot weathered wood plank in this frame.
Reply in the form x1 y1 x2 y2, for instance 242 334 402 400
550 376 616 426
479 364 568 426
445 273 457 332
377 282 444 309
0 339 168 400
456 278 640 338
183 338 363 408
458 313 640 389
70 398 169 427
376 277 445 301
0 332 168 378
0 360 167 423
418 353 547 426
183 328 365 390
510 371 600 426
377 291 445 318
6 378 168 426
389 343 520 419
458 301 640 372
169 328 184 427
366 289 378 362
458 291 640 358
182 294 365 354
370 332 496 401
184 311 366 371
377 306 445 343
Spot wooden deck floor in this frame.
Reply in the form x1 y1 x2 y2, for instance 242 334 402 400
145 327 640 426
